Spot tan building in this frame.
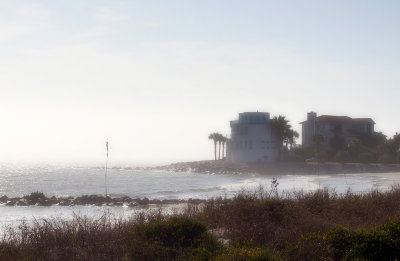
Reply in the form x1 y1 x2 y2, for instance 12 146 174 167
300 112 375 148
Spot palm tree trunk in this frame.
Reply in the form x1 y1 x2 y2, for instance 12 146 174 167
214 141 217 160
278 141 283 161
218 141 221 160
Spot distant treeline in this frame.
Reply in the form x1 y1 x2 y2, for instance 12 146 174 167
294 132 400 164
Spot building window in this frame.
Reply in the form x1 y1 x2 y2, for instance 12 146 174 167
244 126 248 136
249 141 253 150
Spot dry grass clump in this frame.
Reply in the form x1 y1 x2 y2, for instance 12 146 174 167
2 212 136 260
0 210 223 260
195 185 400 251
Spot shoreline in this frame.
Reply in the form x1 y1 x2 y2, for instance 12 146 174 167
2 162 400 208
151 160 400 175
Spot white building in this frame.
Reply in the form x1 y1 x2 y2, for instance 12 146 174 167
226 112 279 163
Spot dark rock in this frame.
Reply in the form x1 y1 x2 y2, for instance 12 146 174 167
5 201 15 206
150 199 162 204
0 195 8 202
128 202 138 207
137 197 150 205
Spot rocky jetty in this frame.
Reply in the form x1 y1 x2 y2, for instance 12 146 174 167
0 192 206 207
151 160 249 174
151 160 400 175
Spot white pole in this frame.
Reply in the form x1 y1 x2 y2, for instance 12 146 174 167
105 139 109 197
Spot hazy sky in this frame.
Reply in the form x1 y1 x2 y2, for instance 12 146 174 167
1 0 399 165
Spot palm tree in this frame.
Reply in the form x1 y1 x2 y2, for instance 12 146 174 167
284 129 299 150
208 133 220 160
216 133 225 160
209 133 226 160
217 134 222 160
291 130 299 149
271 115 299 160
221 136 227 159
271 115 290 160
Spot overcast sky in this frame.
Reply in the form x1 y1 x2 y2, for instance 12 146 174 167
1 0 399 165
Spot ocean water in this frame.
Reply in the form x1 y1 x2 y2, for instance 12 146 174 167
1 164 400 229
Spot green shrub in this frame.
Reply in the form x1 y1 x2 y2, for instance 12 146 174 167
125 216 221 260
284 233 327 260
289 218 400 261
325 226 355 259
349 218 400 261
216 246 282 261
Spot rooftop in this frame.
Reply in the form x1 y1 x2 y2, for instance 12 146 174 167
231 111 270 125
300 115 375 125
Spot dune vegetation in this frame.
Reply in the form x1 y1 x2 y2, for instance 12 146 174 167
3 185 400 260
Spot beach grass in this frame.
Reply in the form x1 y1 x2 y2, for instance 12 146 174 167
3 186 400 260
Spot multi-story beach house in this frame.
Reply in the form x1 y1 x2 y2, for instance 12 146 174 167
226 112 279 162
300 112 375 148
